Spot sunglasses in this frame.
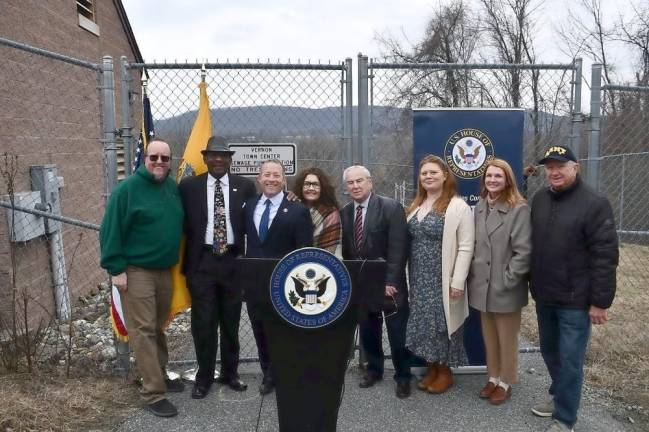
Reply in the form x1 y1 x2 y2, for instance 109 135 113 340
148 154 171 163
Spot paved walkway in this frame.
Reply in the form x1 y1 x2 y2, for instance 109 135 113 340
115 351 629 432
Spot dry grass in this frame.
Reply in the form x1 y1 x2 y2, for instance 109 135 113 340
0 370 139 432
521 242 649 427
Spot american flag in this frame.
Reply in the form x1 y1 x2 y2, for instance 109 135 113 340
133 91 155 170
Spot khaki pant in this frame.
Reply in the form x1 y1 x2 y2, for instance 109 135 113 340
480 310 521 385
122 265 172 403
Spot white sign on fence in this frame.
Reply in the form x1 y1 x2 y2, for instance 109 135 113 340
229 143 297 176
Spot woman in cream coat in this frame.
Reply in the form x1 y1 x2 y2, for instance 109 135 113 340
468 158 531 405
406 155 474 394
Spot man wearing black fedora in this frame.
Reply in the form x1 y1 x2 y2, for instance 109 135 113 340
179 135 257 399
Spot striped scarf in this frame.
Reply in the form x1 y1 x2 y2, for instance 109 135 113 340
310 205 342 257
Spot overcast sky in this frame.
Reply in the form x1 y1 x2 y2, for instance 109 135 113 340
121 0 637 80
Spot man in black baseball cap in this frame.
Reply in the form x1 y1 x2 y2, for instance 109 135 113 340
537 146 578 192
538 145 577 165
529 144 618 432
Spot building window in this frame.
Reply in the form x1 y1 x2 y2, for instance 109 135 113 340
77 0 100 36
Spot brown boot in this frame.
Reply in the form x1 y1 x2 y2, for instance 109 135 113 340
417 363 438 391
426 364 453 394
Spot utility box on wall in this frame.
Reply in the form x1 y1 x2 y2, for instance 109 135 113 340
30 164 62 233
3 191 46 242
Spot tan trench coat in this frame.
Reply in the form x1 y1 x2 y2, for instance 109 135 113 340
468 199 532 313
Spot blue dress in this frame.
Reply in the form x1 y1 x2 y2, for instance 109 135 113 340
406 210 467 366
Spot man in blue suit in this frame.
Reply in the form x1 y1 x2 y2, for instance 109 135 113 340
243 159 313 394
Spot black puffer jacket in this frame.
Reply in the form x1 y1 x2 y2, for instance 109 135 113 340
530 176 619 309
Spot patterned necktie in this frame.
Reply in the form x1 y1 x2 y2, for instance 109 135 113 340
258 199 271 242
354 205 364 252
212 180 228 255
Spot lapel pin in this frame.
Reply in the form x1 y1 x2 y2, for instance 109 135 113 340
283 208 288 213
233 188 238 192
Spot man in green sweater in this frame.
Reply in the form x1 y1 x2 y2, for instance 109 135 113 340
100 139 185 417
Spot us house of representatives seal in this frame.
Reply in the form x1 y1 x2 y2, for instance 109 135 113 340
444 128 496 179
270 247 352 329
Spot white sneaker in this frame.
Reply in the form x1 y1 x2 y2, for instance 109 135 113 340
531 396 554 417
544 419 574 432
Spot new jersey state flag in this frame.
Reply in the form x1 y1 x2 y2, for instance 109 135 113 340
168 80 213 324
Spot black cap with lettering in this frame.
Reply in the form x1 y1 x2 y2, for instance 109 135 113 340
538 145 577 165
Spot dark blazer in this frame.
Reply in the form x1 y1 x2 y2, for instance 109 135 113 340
341 193 408 305
179 172 257 277
243 193 314 259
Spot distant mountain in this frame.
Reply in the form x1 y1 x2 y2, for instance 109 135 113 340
154 105 570 141
154 105 402 138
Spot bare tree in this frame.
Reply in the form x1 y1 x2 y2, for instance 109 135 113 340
478 0 541 107
616 2 649 86
557 0 617 111
375 0 480 107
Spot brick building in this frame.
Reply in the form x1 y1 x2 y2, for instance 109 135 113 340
0 1 144 328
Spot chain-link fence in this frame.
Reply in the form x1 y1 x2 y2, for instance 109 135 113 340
0 38 107 322
125 61 352 199
0 37 120 371
586 79 649 402
364 57 579 202
122 60 351 360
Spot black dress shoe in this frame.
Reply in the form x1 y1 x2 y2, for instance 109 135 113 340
191 383 211 399
217 376 248 392
259 376 275 395
359 373 382 388
396 380 411 399
165 378 185 393
146 398 178 417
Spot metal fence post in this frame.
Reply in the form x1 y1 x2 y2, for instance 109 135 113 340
588 63 602 191
344 58 353 169
570 58 583 157
619 154 625 231
101 56 118 193
101 55 130 376
120 56 134 176
357 54 369 167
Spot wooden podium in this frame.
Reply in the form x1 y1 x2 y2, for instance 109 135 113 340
238 256 385 432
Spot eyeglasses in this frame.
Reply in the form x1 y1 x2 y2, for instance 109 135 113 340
382 294 398 320
303 181 321 189
148 154 171 163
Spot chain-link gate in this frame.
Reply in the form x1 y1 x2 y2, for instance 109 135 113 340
121 60 352 361
361 55 580 203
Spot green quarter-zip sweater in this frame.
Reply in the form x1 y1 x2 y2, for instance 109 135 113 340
100 166 184 276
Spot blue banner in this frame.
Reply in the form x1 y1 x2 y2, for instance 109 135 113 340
413 108 524 206
412 108 525 366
